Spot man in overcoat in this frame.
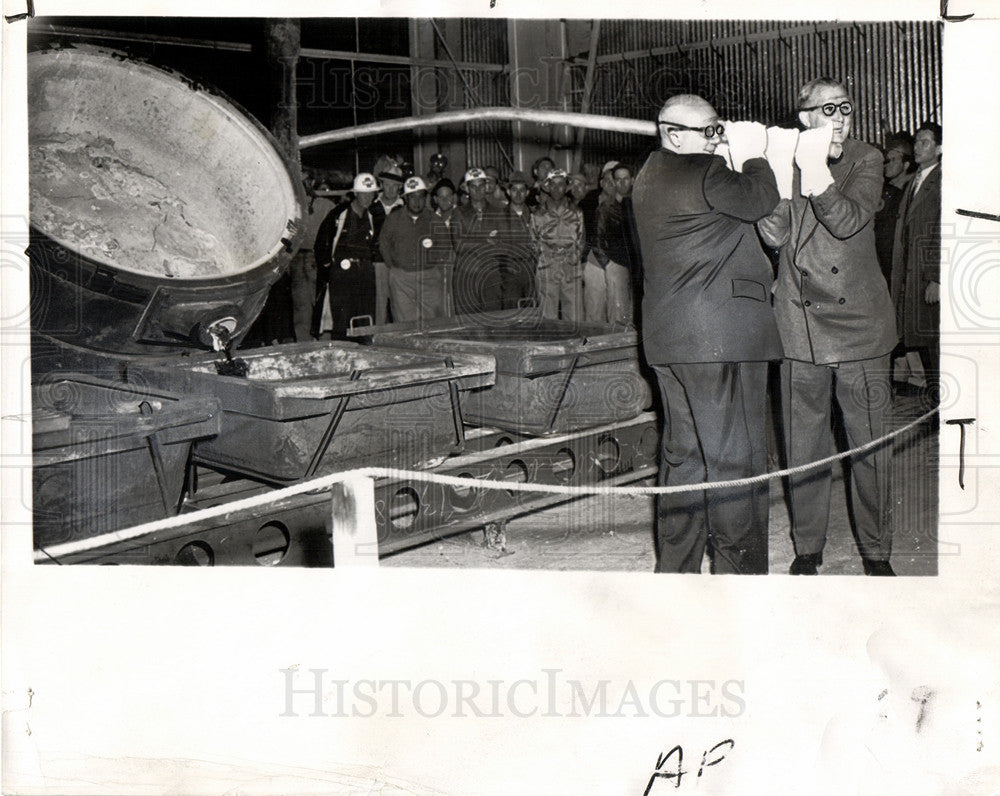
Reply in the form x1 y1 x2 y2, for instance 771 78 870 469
758 78 899 576
632 94 782 575
890 122 941 386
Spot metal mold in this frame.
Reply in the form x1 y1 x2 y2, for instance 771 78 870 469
40 412 660 566
350 309 653 435
126 341 496 484
31 374 220 551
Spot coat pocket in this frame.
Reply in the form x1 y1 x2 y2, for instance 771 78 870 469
732 278 767 302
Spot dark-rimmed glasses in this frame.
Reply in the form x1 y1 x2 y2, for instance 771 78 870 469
657 120 725 139
800 101 854 117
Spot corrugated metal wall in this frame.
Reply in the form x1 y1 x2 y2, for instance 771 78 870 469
435 19 941 175
453 19 514 171
570 20 941 168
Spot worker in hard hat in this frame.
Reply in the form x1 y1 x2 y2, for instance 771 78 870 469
312 172 378 339
379 176 446 322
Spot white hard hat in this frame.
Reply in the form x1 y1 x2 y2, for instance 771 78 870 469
403 176 428 195
352 173 379 192
462 167 488 185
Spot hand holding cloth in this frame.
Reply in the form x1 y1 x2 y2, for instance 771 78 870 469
723 121 768 172
794 125 835 197
765 126 799 200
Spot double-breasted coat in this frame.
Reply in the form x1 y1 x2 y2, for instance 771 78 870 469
757 137 897 365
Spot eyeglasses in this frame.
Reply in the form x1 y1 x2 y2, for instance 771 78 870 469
657 121 725 139
800 101 854 117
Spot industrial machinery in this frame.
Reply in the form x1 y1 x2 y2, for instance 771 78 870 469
27 47 659 566
28 47 304 354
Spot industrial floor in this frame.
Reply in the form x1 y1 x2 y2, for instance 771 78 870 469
382 392 939 576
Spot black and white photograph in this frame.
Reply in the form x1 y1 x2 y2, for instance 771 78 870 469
1 1 999 794
20 16 943 574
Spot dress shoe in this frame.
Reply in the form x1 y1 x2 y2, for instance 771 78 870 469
863 558 896 576
789 552 822 575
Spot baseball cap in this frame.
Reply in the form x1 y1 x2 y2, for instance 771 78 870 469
403 176 428 195
352 173 379 193
506 170 530 187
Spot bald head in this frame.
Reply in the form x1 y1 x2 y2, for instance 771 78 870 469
659 94 715 123
657 95 722 155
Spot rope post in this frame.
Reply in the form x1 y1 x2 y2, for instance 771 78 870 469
330 474 380 567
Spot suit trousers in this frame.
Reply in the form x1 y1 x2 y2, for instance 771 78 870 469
780 356 893 561
583 253 633 325
318 258 376 341
652 362 770 574
499 257 534 310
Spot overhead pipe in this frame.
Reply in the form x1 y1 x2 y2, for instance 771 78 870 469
299 107 658 150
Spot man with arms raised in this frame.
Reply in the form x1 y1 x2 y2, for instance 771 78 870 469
758 78 898 576
632 94 782 575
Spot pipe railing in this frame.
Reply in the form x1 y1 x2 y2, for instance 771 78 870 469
299 107 657 149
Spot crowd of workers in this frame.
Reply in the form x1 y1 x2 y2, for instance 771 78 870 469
293 151 641 339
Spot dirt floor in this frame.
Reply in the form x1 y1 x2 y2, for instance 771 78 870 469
382 392 939 576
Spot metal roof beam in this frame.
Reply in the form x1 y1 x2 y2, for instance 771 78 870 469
29 23 508 72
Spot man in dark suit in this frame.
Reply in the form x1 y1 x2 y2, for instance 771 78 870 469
874 135 914 282
890 122 941 386
758 78 899 576
632 94 782 575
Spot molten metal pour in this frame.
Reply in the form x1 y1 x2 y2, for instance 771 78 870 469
208 320 250 378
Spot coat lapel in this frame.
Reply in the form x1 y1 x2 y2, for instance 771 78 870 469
904 166 940 221
899 177 916 221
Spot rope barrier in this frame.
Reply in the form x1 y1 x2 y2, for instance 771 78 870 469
33 406 938 562
353 405 939 497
